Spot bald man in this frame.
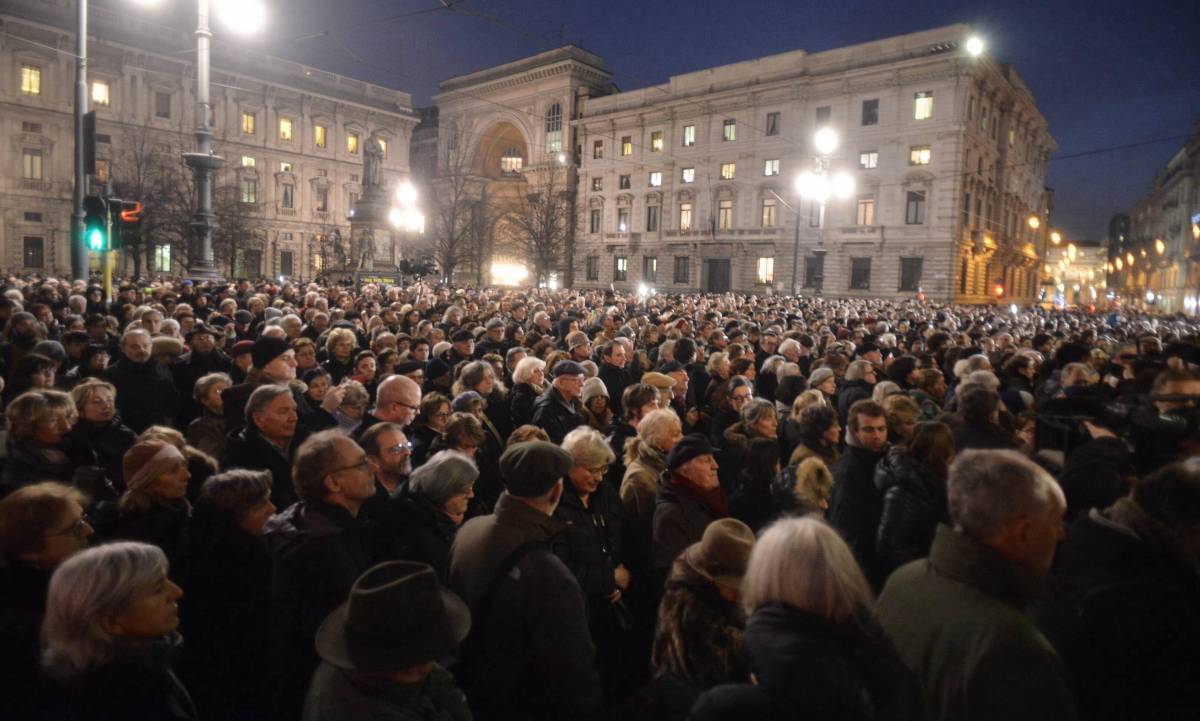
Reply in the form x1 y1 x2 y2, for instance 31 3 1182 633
353 374 421 441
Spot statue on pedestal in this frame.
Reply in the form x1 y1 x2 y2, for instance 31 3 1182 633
363 133 384 192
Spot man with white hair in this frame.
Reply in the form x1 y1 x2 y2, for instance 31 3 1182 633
877 449 1074 721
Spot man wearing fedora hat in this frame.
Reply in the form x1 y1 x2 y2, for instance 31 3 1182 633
449 441 601 721
303 561 472 721
172 323 232 426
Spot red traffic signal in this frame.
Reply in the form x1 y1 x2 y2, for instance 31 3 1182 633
119 200 142 223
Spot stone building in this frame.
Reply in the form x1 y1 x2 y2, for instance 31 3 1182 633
1 0 416 279
1110 129 1200 314
571 24 1055 301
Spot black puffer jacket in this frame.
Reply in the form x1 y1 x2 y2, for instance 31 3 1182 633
103 358 179 433
221 425 304 509
874 449 949 578
530 385 584 444
69 417 137 491
508 382 541 429
375 483 460 582
827 445 888 589
736 602 925 721
1056 437 1135 522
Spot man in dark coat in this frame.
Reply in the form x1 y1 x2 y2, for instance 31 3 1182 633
220 336 299 433
449 441 601 721
835 359 877 424
945 383 1017 452
223 385 305 509
827 399 889 587
652 434 727 584
877 449 1075 721
598 340 633 417
1037 460 1200 721
172 324 231 427
531 360 587 444
263 431 376 721
102 328 179 433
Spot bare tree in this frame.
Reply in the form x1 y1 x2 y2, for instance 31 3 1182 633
109 128 194 276
212 178 266 278
504 162 575 285
424 134 487 284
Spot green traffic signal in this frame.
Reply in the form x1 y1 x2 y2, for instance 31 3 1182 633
87 227 104 251
82 195 107 253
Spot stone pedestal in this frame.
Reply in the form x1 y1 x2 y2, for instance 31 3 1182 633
349 188 401 285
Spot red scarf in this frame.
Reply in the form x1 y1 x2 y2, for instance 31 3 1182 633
669 470 729 518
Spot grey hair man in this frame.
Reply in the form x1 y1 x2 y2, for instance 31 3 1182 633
876 449 1073 721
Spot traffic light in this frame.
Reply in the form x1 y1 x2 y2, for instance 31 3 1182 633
83 195 107 252
110 200 141 250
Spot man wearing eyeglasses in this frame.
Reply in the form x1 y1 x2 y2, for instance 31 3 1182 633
360 422 412 503
353 375 422 442
532 361 588 444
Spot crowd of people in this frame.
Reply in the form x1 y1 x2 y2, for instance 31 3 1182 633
0 272 1198 721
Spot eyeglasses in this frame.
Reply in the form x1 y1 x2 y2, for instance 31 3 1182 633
730 393 751 402
48 514 91 539
386 441 413 456
431 410 451 419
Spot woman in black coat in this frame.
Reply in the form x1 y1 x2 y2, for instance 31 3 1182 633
39 542 195 721
107 441 192 578
378 450 477 582
2 389 112 502
508 356 547 430
874 421 955 577
68 380 137 493
179 470 275 721
410 392 451 467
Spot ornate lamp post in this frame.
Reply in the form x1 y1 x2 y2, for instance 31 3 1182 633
793 127 854 295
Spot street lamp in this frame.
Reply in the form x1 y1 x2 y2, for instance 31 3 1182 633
1049 230 1061 245
965 35 986 57
133 0 267 280
389 180 425 234
792 128 854 296
1027 215 1041 230
1155 238 1166 255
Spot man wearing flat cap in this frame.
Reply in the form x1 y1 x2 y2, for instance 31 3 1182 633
531 360 588 444
653 434 727 584
449 441 601 721
303 560 472 721
444 329 475 366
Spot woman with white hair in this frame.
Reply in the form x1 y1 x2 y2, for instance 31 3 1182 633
40 542 194 720
552 426 631 693
508 355 547 429
692 517 922 719
384 450 479 582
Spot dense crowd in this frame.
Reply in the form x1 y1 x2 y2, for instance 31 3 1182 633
0 273 1198 721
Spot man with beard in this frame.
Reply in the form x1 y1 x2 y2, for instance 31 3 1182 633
102 328 179 433
172 324 232 427
359 422 412 521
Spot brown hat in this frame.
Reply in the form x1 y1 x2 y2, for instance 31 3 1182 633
640 371 677 390
315 561 470 672
683 518 755 590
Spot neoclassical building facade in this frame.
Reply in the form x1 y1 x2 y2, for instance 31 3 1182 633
1 0 416 279
422 24 1055 301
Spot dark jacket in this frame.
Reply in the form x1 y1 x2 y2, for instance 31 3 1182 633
108 500 192 578
302 661 471 721
264 500 373 721
0 561 52 719
598 363 633 417
877 525 1076 721
178 513 273 721
185 410 226 461
827 444 888 588
375 483 460 582
551 478 624 623
874 449 949 578
171 350 231 426
69 418 137 491
321 356 355 384
1056 437 1134 522
1037 501 1200 721
2 435 112 502
530 385 585 444
222 425 302 509
650 561 746 692
508 382 541 429
652 477 721 581
409 423 440 468
38 636 198 721
949 417 1017 452
448 492 601 721
738 602 925 721
103 359 179 433
836 379 874 423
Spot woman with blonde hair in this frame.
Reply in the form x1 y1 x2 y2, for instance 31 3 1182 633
321 327 358 383
40 542 193 720
138 425 219 500
699 517 922 719
2 390 106 499
69 378 137 490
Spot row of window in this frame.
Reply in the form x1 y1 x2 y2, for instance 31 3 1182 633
582 252 924 291
584 92 936 158
588 191 926 234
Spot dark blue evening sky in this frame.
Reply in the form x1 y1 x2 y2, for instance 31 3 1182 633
258 0 1199 244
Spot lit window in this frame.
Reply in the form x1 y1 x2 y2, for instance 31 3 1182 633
682 125 695 147
347 132 360 155
242 111 256 135
643 255 657 281
545 103 562 153
723 119 736 141
22 149 43 179
764 159 780 176
649 172 662 187
593 140 603 159
718 199 733 229
613 256 628 281
618 208 630 232
280 161 293 173
94 159 109 182
500 147 523 175
591 177 602 191
651 131 663 152
859 151 878 169
378 138 387 158
240 177 257 204
720 163 735 180
914 91 933 120
91 80 110 106
756 257 775 284
681 167 695 183
909 145 931 165
765 112 780 136
315 125 327 148
279 118 293 142
761 198 777 228
153 244 171 273
621 136 632 156
679 202 693 231
857 197 875 226
241 156 255 167
20 65 40 95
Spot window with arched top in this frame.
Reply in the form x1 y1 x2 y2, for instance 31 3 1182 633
545 103 563 153
501 147 523 175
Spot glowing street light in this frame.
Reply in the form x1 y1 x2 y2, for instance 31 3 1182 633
1155 238 1166 255
395 181 418 207
389 180 425 233
1027 215 1041 230
813 127 839 155
213 0 266 34
965 35 985 57
1049 231 1061 245
1126 252 1135 266
1067 243 1077 261
1115 257 1124 271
